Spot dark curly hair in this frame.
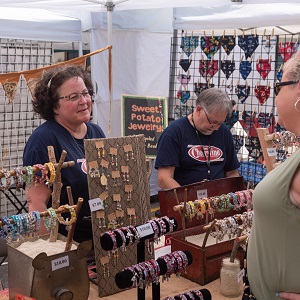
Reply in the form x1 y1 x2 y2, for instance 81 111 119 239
33 65 93 120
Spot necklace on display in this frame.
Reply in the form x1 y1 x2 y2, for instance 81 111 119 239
71 133 89 158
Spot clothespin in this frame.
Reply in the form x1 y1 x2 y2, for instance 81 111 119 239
252 107 256 115
178 70 180 76
236 79 239 86
269 55 272 64
240 55 244 62
191 31 193 37
201 55 204 62
257 55 261 63
211 56 213 63
231 55 234 63
187 70 190 76
242 30 244 38
223 30 225 38
254 29 257 37
234 30 236 38
290 35 293 44
221 79 225 86
271 28 274 36
263 29 266 37
246 80 249 88
222 55 225 63
184 31 187 38
212 30 214 38
204 31 206 38
189 55 192 62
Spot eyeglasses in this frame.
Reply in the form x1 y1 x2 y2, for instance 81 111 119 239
59 90 92 101
202 108 223 126
274 81 299 96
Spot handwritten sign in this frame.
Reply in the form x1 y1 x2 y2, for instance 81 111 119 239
121 94 167 158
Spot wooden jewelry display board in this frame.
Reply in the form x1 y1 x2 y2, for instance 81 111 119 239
84 134 151 297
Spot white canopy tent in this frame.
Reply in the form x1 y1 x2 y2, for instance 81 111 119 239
0 1 300 137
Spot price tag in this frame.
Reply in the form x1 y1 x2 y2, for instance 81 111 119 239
136 223 154 238
89 198 104 212
267 147 277 157
51 255 69 271
237 268 245 283
196 189 207 199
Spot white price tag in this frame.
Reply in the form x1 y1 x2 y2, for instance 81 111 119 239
196 189 208 199
51 255 69 271
136 223 154 238
267 147 277 157
237 268 245 283
89 198 104 212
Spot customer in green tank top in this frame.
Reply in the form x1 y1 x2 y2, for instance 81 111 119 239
247 48 300 300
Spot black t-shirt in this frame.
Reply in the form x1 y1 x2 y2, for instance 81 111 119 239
23 119 105 242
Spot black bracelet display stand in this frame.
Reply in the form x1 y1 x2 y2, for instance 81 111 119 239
100 217 178 300
163 288 212 300
115 250 193 300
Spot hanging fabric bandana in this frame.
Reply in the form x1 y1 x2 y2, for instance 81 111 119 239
239 61 252 80
245 136 263 159
235 85 251 104
177 87 190 104
179 58 192 72
254 85 271 105
278 42 295 62
276 68 283 81
238 35 259 59
194 82 215 97
261 35 276 53
181 36 199 57
257 112 273 129
199 60 219 81
256 59 271 80
224 110 239 130
241 110 258 137
174 105 193 119
200 36 221 59
177 73 191 87
221 35 236 55
232 134 244 154
220 60 235 79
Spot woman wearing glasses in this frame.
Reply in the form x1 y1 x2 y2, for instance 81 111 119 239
247 49 300 299
155 88 239 190
23 65 105 243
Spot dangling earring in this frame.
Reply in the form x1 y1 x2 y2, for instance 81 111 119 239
294 99 300 112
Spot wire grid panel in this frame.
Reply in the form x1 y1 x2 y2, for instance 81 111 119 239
0 39 52 217
169 31 299 185
84 134 151 297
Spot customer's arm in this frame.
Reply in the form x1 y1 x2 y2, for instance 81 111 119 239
26 183 52 236
157 166 181 190
290 164 300 208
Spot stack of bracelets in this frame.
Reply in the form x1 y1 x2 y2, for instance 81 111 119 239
100 216 175 255
0 205 76 241
0 163 57 192
163 288 211 300
209 210 254 242
180 189 253 220
0 212 41 241
119 250 190 289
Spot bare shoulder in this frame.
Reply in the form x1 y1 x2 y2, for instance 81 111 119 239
290 164 300 208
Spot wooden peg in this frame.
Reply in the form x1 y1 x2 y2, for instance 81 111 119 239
212 30 214 38
204 31 206 37
223 30 225 38
240 55 244 62
272 28 274 36
231 54 234 63
263 28 266 36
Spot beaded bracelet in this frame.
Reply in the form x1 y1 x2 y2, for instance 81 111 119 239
44 207 57 231
56 205 76 226
0 216 13 240
33 164 47 185
23 166 34 187
45 162 56 183
123 265 138 288
128 225 140 245
1 169 12 191
191 290 204 300
161 216 174 233
32 211 41 236
13 167 23 192
114 228 127 252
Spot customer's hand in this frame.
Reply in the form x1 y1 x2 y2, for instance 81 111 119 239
278 292 300 299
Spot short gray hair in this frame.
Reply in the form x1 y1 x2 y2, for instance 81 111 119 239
196 88 233 116
283 47 300 82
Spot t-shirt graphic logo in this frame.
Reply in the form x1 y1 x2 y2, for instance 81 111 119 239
77 158 87 174
188 146 223 162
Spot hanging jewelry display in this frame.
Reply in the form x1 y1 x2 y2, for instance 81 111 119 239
99 191 109 208
113 194 122 210
99 159 110 189
123 144 135 161
88 161 100 178
127 208 136 226
100 256 110 277
96 210 106 228
107 212 117 230
121 166 130 183
109 147 118 170
95 140 106 159
111 170 121 187
115 209 125 226
125 184 133 201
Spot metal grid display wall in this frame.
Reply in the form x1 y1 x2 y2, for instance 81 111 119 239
168 31 299 186
0 39 53 217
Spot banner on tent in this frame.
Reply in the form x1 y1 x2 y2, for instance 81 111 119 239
121 94 168 158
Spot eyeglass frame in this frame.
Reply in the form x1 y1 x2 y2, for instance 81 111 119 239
58 90 93 101
202 107 224 126
274 81 299 96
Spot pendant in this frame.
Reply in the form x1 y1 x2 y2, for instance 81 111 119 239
100 173 107 186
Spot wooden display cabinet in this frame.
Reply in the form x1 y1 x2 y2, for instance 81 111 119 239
158 176 246 285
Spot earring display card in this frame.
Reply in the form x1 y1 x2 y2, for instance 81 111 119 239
84 134 151 297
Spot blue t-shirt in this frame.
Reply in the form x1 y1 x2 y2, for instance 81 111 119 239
155 116 240 186
23 119 105 242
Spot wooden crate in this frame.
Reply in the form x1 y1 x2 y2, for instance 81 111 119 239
158 177 246 285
